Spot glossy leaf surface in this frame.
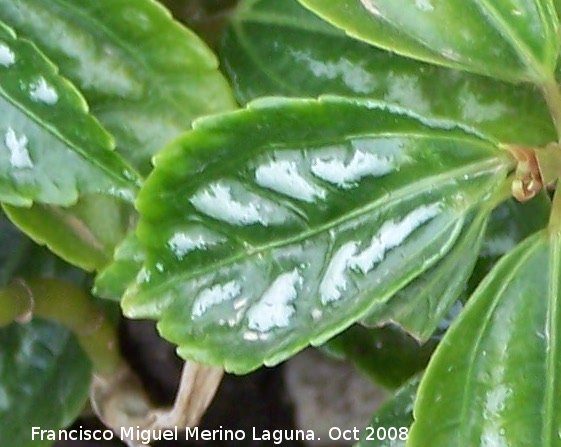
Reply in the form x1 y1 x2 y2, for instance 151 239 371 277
125 97 511 373
223 0 555 146
3 196 133 272
363 207 489 341
0 22 138 207
299 0 560 84
0 0 237 175
409 231 561 446
357 374 420 447
468 193 550 290
0 319 91 447
325 325 434 389
364 194 550 340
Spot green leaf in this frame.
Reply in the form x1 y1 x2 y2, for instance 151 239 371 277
357 374 420 447
0 0 237 175
363 194 550 340
223 0 555 146
94 232 145 300
324 325 434 389
124 97 511 373
298 0 560 84
363 206 490 341
0 22 139 207
0 319 91 447
2 195 133 272
408 230 561 446
468 193 550 290
0 208 89 288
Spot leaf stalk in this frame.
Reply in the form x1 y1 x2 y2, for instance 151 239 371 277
542 78 561 142
0 278 122 375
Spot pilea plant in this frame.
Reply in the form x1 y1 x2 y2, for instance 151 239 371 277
1 0 560 446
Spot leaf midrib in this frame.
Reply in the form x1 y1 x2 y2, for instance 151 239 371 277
144 156 507 295
543 234 560 445
397 208 489 339
0 75 136 195
476 0 548 81
457 236 543 443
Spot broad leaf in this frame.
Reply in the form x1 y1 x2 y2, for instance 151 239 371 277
0 319 91 447
223 0 555 146
299 0 560 84
124 97 512 373
0 0 237 175
357 374 420 447
363 207 489 341
2 196 133 272
324 325 434 389
409 230 561 447
0 22 139 207
94 232 145 300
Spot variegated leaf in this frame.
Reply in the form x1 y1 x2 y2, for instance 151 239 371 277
223 0 555 146
409 230 561 447
124 97 512 373
299 0 560 84
0 22 139 207
0 0 237 175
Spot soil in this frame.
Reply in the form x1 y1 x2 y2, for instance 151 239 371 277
54 319 304 447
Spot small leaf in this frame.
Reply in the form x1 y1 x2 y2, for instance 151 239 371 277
299 0 560 84
0 207 89 287
223 0 555 146
468 193 550 289
409 230 561 446
363 207 490 341
2 195 133 272
325 325 434 389
0 319 91 447
0 0 237 175
94 232 145 300
357 374 420 447
124 97 512 373
0 22 139 207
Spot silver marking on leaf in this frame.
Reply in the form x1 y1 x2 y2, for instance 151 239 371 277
351 203 441 274
136 267 151 284
320 242 359 304
4 128 33 169
29 77 59 105
311 150 395 189
246 270 302 333
311 309 323 320
190 182 290 226
360 0 383 16
415 0 435 12
0 44 15 67
192 281 241 318
255 159 326 203
290 50 378 94
319 203 441 304
167 230 225 260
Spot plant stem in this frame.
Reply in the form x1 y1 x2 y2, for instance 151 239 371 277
550 187 561 234
0 281 31 326
542 78 561 142
0 278 122 376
